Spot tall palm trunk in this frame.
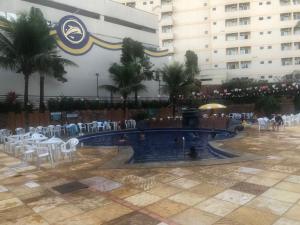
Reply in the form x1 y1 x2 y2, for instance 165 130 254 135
171 96 176 117
110 91 113 105
24 73 30 131
134 90 138 105
123 97 127 120
39 74 45 113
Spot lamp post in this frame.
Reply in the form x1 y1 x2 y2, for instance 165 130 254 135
95 73 99 98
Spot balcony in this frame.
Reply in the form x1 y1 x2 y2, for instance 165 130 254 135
160 17 173 26
161 4 173 13
161 32 174 40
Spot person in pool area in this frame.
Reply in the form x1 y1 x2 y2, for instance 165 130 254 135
188 146 198 159
274 114 284 131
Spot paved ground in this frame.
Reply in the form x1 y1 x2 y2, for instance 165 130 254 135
1 126 300 225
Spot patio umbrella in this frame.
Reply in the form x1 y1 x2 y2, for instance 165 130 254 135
199 103 227 110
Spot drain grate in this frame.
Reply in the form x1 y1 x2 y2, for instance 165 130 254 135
52 181 88 194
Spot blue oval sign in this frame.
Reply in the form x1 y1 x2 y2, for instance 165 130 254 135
56 15 89 49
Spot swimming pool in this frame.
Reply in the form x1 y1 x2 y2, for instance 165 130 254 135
79 128 237 163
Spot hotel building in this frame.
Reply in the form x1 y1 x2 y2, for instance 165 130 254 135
116 0 300 84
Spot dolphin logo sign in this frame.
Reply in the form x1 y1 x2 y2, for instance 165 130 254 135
56 15 89 50
64 25 83 39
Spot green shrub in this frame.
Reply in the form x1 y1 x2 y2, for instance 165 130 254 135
255 96 281 116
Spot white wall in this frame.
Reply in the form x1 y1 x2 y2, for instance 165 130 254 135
0 0 169 99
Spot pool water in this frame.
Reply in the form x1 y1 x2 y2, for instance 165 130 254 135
79 128 236 163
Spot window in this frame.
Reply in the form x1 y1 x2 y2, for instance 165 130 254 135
214 65 218 68
260 61 264 64
259 2 263 5
161 12 172 19
204 17 208 20
227 62 239 69
282 58 293 66
214 50 218 53
241 61 251 69
260 46 264 49
226 33 238 41
240 46 251 54
294 0 300 4
281 28 292 36
225 4 237 12
281 13 291 21
266 1 271 4
295 42 300 49
260 32 264 35
240 32 250 40
162 25 172 33
268 46 272 49
268 31 272 34
239 17 250 25
143 2 147 5
213 36 217 39
226 47 238 55
239 2 250 10
294 27 300 34
225 18 238 27
268 61 272 64
161 0 172 5
295 57 300 64
294 12 300 20
267 16 271 19
205 44 209 48
280 0 291 5
281 42 292 50
162 39 173 47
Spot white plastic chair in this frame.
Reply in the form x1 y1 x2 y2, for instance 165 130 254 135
60 138 79 161
36 146 52 168
22 144 36 161
48 125 55 137
15 128 25 135
77 123 87 134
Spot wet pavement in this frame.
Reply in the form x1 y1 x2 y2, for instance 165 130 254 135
1 126 300 225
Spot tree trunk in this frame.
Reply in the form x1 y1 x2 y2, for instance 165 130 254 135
110 91 113 105
39 75 45 113
24 73 30 131
123 98 127 120
134 90 138 105
171 96 176 117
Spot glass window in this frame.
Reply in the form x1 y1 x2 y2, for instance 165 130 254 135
294 12 300 20
293 0 300 4
295 57 300 64
162 25 172 33
239 17 250 25
280 0 291 5
241 61 251 69
226 33 238 41
282 58 293 66
280 13 291 21
226 47 238 55
240 46 251 54
239 2 250 10
281 28 292 36
281 43 292 50
295 42 300 49
294 27 300 34
225 4 237 12
240 32 250 40
227 62 239 70
225 18 238 27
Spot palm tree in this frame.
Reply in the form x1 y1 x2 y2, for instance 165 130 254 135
0 7 76 120
161 62 194 117
35 52 76 112
100 62 146 119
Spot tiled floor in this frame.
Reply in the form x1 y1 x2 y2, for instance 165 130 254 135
1 126 300 224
